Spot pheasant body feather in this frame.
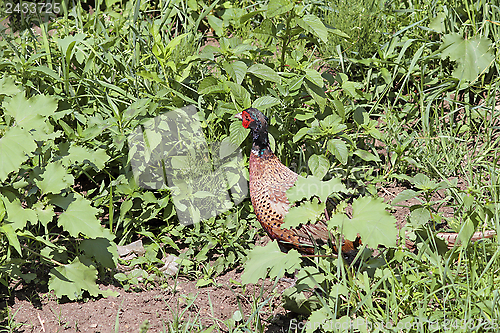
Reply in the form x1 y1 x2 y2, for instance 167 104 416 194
235 108 359 259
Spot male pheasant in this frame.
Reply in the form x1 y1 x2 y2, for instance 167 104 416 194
235 108 360 262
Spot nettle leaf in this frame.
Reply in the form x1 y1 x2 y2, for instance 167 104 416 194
62 145 110 170
287 176 347 203
48 257 110 300
3 93 57 131
329 196 397 248
223 60 247 85
58 195 113 240
80 238 118 269
1 197 38 230
35 162 74 195
241 241 301 284
0 224 22 255
229 120 250 147
307 307 331 333
248 64 280 83
33 203 55 228
267 0 293 18
0 76 21 96
0 127 36 181
282 198 325 229
308 154 330 179
253 96 280 110
296 15 328 43
440 33 494 81
327 139 348 165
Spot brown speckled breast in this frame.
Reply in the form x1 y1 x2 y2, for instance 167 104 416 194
249 149 332 254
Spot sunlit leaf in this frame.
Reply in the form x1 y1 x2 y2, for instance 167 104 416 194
329 196 397 248
58 195 113 240
241 241 301 284
282 199 325 229
440 33 494 82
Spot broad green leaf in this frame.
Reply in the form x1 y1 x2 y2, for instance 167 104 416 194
329 196 397 248
253 19 277 45
33 203 55 228
294 112 315 121
458 217 475 247
248 64 280 83
58 196 113 240
3 93 57 131
353 149 380 162
0 127 36 181
440 33 494 82
0 76 21 96
327 139 348 165
164 33 188 58
392 189 420 205
308 154 330 179
207 15 224 37
198 76 226 95
229 120 250 147
80 238 118 269
287 176 347 203
304 78 326 111
409 207 430 227
223 61 247 84
1 197 38 230
282 199 325 229
0 224 22 255
35 162 74 195
330 283 348 298
296 15 328 43
240 10 265 24
241 241 301 284
57 33 86 65
226 82 251 109
429 12 446 33
31 66 61 82
267 0 293 18
48 257 100 300
411 173 437 191
253 96 280 110
62 145 110 170
295 266 326 289
307 307 330 333
293 127 310 143
329 28 349 39
304 68 323 87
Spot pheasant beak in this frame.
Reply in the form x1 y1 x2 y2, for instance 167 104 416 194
234 112 243 120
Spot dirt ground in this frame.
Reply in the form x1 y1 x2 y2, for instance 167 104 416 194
2 181 471 332
5 268 294 333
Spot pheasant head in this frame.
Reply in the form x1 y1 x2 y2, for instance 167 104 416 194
234 108 270 154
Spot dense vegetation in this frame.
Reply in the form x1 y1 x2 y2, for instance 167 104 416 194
0 0 499 331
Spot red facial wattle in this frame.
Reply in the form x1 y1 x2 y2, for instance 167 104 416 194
241 114 251 128
235 111 253 129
